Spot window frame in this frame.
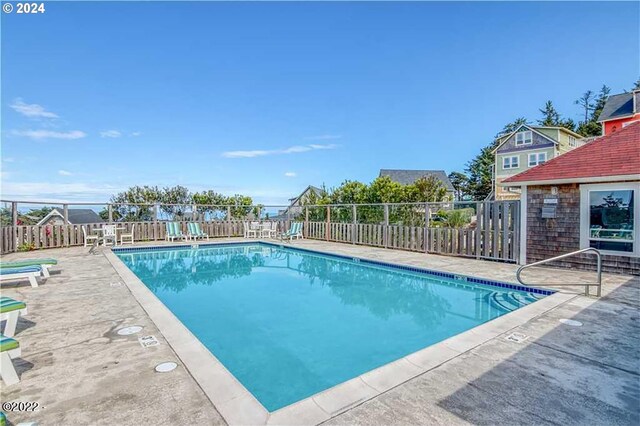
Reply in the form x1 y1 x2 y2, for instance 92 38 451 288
502 155 519 169
580 182 640 257
528 152 547 167
515 130 533 146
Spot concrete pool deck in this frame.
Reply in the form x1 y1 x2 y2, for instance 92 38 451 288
1 238 638 425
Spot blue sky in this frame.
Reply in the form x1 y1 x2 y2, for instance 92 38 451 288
1 1 638 205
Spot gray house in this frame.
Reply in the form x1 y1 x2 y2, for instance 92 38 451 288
37 208 104 226
378 169 455 199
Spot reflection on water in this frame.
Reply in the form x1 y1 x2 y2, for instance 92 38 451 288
117 244 542 411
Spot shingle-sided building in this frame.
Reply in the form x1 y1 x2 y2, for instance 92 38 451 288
502 122 640 275
37 208 105 226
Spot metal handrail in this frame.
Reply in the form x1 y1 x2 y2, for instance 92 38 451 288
516 248 602 297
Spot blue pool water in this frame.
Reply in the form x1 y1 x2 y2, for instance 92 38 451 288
116 243 547 411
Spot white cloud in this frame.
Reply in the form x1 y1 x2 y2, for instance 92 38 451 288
58 170 73 176
222 143 338 158
130 131 142 137
10 98 59 119
100 130 122 138
0 181 122 202
304 134 342 140
3 157 15 163
284 172 297 177
12 129 87 140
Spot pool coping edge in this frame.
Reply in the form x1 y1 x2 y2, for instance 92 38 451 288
105 241 577 426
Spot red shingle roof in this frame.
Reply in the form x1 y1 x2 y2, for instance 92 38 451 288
503 121 640 184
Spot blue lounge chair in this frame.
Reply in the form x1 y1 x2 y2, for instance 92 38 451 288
280 222 303 241
0 297 27 337
0 334 21 385
0 258 57 278
187 222 209 241
0 266 42 288
165 222 186 242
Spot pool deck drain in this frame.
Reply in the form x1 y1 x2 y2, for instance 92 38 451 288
1 239 638 426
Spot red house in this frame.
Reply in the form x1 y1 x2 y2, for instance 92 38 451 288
502 122 640 275
598 89 640 135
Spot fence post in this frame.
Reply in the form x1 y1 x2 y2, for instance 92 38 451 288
475 202 482 259
305 206 309 238
227 206 232 237
424 203 430 253
63 204 69 224
153 204 158 222
352 204 357 244
108 204 113 224
325 206 330 241
383 204 389 248
11 202 17 226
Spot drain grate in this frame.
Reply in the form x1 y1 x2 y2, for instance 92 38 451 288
155 362 178 373
138 335 160 348
117 325 143 336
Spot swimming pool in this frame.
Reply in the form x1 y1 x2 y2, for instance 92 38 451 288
115 242 551 412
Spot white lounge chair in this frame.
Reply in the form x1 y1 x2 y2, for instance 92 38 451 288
187 223 209 241
120 224 135 245
1 258 57 278
0 297 27 338
0 334 22 385
82 225 99 247
165 222 187 241
0 266 42 288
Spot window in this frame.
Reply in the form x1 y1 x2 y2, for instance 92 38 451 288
580 183 639 255
568 136 577 147
528 152 547 167
622 120 640 128
515 131 532 145
502 156 519 169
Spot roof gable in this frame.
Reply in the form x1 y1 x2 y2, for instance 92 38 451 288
491 124 558 154
598 92 635 122
378 169 454 191
503 122 640 185
36 208 104 225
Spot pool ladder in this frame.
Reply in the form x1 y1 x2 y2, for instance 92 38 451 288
516 248 602 297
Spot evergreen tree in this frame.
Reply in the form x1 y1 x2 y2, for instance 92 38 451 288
448 171 469 200
575 90 595 123
538 101 561 126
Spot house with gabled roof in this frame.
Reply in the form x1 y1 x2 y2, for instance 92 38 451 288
501 122 639 274
378 169 455 199
492 124 585 200
37 208 104 226
598 89 640 135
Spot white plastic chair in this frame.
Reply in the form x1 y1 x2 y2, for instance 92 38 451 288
120 224 135 245
82 225 99 247
102 225 117 246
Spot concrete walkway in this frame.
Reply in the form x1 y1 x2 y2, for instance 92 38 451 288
1 239 638 425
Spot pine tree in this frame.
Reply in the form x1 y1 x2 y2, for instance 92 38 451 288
538 101 561 126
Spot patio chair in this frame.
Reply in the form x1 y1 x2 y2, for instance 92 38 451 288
261 222 278 239
243 221 259 238
102 225 117 246
0 266 42 288
280 222 303 241
0 297 27 338
82 225 99 247
120 224 135 245
165 222 187 242
0 334 22 385
187 222 209 241
0 258 57 278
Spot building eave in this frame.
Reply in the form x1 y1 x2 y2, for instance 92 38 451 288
501 174 640 187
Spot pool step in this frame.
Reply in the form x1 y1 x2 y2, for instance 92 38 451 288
487 291 542 312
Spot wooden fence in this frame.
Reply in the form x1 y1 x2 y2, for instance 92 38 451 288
0 201 519 262
304 201 519 261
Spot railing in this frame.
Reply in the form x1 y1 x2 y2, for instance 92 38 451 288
0 200 521 263
516 248 602 297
